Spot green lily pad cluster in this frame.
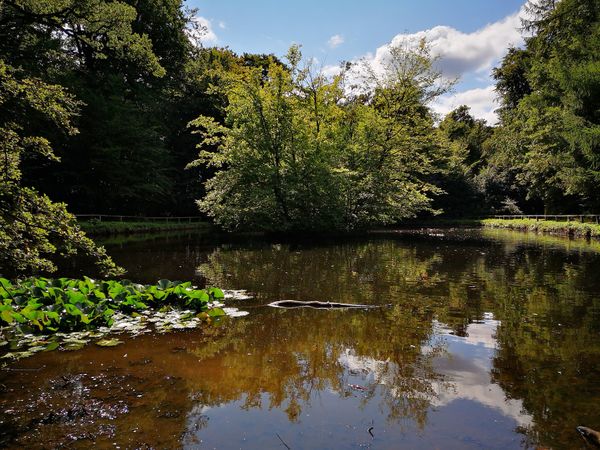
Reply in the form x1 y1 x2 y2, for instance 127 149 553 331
0 277 226 334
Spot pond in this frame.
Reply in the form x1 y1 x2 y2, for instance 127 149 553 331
2 228 600 449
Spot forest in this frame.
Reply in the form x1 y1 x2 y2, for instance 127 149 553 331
1 0 599 276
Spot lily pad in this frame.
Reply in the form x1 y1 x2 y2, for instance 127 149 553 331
96 338 124 347
223 307 250 317
61 337 89 345
44 342 59 352
63 342 85 351
1 351 34 360
27 346 46 353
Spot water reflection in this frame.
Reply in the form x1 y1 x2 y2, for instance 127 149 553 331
2 229 600 449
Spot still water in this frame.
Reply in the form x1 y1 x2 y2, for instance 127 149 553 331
2 229 600 449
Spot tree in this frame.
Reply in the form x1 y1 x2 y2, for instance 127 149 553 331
0 0 164 78
0 0 190 215
191 42 452 231
492 48 532 120
437 106 492 216
343 39 454 223
485 0 600 213
190 45 346 231
0 60 122 276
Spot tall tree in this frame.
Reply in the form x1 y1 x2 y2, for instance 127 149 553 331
0 0 190 215
486 0 600 213
0 60 122 276
342 39 453 224
437 106 493 216
191 42 451 231
190 46 347 231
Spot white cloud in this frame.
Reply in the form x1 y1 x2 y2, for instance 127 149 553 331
327 34 345 49
321 64 343 78
371 6 525 79
431 319 533 427
346 4 526 123
432 85 500 124
218 21 226 30
187 16 218 45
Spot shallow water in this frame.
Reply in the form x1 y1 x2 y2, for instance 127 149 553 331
2 228 600 449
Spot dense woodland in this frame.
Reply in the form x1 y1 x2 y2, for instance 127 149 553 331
1 0 599 275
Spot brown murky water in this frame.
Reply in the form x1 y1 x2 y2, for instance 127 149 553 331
2 229 600 449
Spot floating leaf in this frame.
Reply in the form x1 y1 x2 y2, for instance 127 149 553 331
44 342 59 351
208 307 226 317
1 310 14 324
96 338 124 347
208 287 225 299
223 307 249 317
62 338 88 345
2 351 34 360
62 342 85 351
27 346 46 353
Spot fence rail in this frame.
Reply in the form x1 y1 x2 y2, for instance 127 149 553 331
491 214 600 223
76 213 600 224
75 214 204 223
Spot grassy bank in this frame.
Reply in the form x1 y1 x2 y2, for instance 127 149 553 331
399 218 483 227
482 218 600 239
79 220 212 236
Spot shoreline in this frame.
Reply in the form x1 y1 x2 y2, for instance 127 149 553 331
79 220 212 236
80 217 600 242
481 218 600 240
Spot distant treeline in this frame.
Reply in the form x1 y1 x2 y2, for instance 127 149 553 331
1 0 599 272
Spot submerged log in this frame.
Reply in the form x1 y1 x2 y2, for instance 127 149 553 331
268 300 385 309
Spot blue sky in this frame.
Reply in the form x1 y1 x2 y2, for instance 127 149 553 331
188 0 527 123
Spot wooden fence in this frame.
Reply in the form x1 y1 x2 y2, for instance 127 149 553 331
491 214 600 223
76 213 600 224
75 214 204 223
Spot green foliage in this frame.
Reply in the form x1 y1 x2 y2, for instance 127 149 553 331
436 105 493 216
55 77 175 214
0 0 165 78
486 0 600 213
0 277 225 334
79 220 210 236
189 47 345 231
0 0 195 216
190 42 450 231
492 48 532 117
0 60 122 276
482 218 600 238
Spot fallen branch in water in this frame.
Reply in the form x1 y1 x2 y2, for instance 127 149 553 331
276 432 291 449
268 300 388 309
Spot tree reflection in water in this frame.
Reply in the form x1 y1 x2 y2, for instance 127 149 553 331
190 231 600 448
2 230 600 449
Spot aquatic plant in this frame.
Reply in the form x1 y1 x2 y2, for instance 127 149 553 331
0 277 226 334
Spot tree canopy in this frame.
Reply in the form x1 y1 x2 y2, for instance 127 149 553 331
1 0 600 275
190 43 452 231
485 0 600 213
0 60 122 275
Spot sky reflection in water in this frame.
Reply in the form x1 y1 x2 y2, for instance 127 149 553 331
2 228 600 449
